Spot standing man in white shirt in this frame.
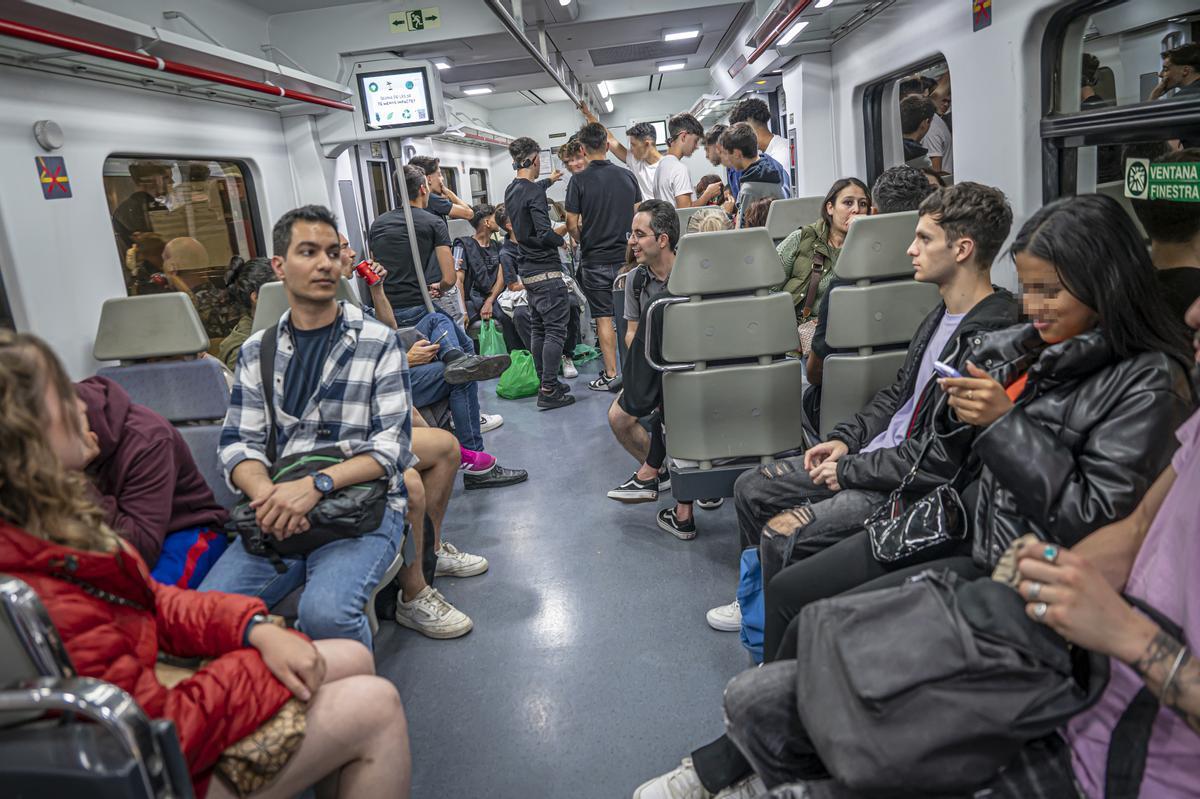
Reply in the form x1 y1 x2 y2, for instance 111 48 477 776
654 112 705 208
729 97 792 174
583 105 661 202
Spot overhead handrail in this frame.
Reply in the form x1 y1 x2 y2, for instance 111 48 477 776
0 17 354 111
481 0 585 109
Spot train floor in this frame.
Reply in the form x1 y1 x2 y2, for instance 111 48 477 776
373 368 752 799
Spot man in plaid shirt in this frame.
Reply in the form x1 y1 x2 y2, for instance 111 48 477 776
200 205 460 650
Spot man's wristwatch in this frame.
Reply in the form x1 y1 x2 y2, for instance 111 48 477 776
312 472 335 496
243 612 269 646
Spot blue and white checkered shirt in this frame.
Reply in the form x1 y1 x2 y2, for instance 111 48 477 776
219 301 415 514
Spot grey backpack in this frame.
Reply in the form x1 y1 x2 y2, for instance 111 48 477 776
793 569 1108 796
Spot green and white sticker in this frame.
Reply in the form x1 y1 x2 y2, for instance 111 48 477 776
1125 158 1200 202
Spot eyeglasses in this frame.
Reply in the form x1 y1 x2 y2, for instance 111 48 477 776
626 230 653 241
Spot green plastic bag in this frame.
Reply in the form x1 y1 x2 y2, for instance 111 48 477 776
478 319 507 357
572 343 601 364
496 350 540 399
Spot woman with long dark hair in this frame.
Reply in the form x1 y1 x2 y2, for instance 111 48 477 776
218 255 275 370
634 194 1195 798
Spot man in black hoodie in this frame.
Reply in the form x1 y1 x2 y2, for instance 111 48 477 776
703 182 1019 634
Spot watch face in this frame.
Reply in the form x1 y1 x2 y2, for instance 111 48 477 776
314 474 335 493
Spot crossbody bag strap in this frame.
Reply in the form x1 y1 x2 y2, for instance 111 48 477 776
799 251 826 321
260 324 279 464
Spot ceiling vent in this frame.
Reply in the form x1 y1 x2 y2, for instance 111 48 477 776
444 57 542 84
588 37 700 67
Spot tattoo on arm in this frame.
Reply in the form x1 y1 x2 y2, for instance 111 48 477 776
1132 631 1200 734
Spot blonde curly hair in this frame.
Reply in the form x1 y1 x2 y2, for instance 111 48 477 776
0 331 118 552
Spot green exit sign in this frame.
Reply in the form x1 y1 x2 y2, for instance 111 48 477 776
389 7 441 32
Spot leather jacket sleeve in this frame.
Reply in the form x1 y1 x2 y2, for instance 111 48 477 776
972 385 1190 546
837 421 976 494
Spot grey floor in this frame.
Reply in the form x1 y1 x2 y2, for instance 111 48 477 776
374 371 752 799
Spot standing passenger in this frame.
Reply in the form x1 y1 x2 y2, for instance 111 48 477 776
719 123 787 226
901 95 937 168
1151 43 1200 100
654 113 705 208
584 106 662 202
565 122 643 391
729 97 792 175
504 137 576 410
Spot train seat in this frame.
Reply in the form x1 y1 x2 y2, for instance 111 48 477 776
250 278 361 335
675 206 706 233
765 195 826 244
93 294 237 509
819 211 940 438
648 227 805 500
0 575 194 799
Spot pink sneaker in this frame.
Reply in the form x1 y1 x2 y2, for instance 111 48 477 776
459 447 497 475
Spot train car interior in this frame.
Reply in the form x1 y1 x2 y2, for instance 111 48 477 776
2 0 1200 797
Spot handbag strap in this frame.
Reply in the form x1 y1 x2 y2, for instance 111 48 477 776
1105 597 1187 799
799 251 825 321
260 324 279 464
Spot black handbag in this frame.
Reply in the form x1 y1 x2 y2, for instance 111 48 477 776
227 323 388 572
864 414 968 567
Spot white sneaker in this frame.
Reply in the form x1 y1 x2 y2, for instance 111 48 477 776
435 541 489 578
561 356 578 378
479 413 503 433
706 599 742 632
394 586 473 639
715 774 767 798
633 758 711 799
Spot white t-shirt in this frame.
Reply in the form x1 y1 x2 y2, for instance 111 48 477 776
653 154 693 205
764 134 791 170
625 150 659 202
922 114 953 174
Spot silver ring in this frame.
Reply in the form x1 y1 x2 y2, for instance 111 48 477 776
1033 602 1049 621
1028 581 1043 601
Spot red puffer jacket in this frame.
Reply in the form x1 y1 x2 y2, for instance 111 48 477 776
0 521 295 796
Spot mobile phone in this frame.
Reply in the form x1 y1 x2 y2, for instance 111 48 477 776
932 360 961 379
431 330 449 345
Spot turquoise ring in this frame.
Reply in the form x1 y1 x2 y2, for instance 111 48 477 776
1043 544 1059 563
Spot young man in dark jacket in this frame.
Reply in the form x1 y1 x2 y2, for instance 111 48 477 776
720 123 789 227
703 181 1019 633
75 375 229 588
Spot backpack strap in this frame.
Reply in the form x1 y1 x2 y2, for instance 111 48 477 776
799 251 826 321
1104 596 1186 799
259 324 279 465
630 265 651 312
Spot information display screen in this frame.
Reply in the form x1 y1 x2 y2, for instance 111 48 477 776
357 68 435 130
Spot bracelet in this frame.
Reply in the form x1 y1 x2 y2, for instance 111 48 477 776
1162 646 1190 700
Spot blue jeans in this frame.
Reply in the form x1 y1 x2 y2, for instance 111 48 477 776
395 307 476 357
410 361 484 450
198 507 405 650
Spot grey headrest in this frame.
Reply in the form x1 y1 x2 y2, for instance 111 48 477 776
93 294 209 361
766 196 825 241
676 206 706 232
835 211 919 281
96 360 230 423
670 227 784 295
251 278 362 334
447 218 475 241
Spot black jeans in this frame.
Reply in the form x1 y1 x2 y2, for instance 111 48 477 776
524 278 571 390
692 545 985 794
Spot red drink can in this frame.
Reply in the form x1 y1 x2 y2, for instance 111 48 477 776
354 260 381 286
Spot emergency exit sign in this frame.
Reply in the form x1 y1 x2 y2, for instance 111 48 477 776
390 7 441 32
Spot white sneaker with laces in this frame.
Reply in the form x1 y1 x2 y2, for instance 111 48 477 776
632 758 711 799
435 541 489 578
715 774 767 798
562 356 578 378
479 413 503 433
706 599 742 632
394 586 473 639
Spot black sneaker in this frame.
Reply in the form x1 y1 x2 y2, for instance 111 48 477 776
607 473 658 503
555 379 573 393
589 371 614 391
444 353 511 385
463 463 529 490
537 386 576 410
657 507 697 540
696 497 724 510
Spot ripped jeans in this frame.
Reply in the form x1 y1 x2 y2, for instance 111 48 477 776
732 454 886 585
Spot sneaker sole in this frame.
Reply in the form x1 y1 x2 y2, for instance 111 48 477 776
587 382 611 391
463 472 529 490
697 500 724 510
394 613 474 639
657 517 697 540
444 356 511 385
606 489 658 502
435 561 489 578
479 422 503 433
706 613 742 632
537 397 576 410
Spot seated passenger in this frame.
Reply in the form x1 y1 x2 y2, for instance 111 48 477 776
74 376 229 588
454 204 504 326
606 201 699 539
686 207 733 234
638 193 1195 799
199 205 416 650
775 177 870 355
693 174 725 207
901 94 937 168
719 123 788 227
707 181 1015 633
218 255 276 370
408 155 473 325
739 197 774 229
0 331 412 799
1130 147 1200 322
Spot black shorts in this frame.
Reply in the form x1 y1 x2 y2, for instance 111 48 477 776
580 262 623 318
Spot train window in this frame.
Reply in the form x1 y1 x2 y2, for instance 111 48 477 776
863 59 953 187
1054 3 1200 113
103 156 262 345
442 167 459 196
469 168 489 204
